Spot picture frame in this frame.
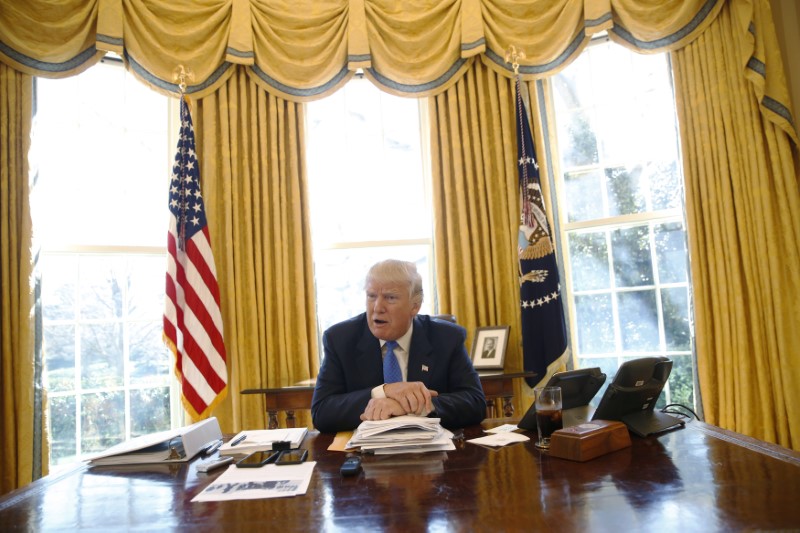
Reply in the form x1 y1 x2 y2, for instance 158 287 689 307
470 325 510 370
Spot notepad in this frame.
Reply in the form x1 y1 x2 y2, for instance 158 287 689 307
218 427 308 455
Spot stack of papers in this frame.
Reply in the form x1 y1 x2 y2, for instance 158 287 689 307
219 427 308 455
346 415 455 455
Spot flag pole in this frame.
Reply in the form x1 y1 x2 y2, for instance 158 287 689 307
164 64 228 421
506 45 569 388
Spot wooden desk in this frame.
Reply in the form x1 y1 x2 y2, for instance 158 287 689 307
2 421 798 530
242 367 535 429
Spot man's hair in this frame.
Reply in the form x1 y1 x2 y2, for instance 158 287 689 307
365 259 424 305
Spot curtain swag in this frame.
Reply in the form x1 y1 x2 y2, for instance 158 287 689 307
4 0 792 139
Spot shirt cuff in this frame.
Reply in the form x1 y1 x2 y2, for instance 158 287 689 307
371 384 387 399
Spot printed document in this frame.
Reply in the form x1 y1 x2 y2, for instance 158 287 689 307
191 462 316 502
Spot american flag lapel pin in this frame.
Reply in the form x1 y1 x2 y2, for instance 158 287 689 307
422 364 429 372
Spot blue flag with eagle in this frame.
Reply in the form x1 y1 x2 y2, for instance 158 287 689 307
515 78 568 387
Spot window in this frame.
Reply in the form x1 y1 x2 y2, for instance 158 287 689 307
551 41 695 408
33 59 179 466
305 79 435 336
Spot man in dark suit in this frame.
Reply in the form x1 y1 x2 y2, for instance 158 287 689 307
311 259 486 433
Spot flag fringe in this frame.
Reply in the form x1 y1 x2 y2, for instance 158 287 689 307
520 237 554 260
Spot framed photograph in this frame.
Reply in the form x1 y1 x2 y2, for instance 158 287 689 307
470 326 510 370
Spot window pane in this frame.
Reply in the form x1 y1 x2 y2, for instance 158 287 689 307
649 161 682 211
81 391 125 454
79 256 126 320
611 226 653 287
564 170 604 222
668 354 695 407
41 255 77 320
34 63 168 248
568 231 610 291
617 290 659 352
306 79 429 245
655 222 688 283
606 165 647 216
131 388 171 437
49 396 77 465
127 256 166 319
130 321 171 385
44 325 76 392
662 287 691 351
575 294 614 354
81 323 124 388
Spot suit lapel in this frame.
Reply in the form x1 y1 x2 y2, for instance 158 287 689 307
407 316 433 384
355 316 382 381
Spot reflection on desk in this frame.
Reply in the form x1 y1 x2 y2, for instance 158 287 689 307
242 367 536 429
2 421 799 531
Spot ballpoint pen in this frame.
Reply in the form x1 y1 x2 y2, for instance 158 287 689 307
229 434 247 447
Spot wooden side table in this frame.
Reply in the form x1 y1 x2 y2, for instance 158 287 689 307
242 367 535 429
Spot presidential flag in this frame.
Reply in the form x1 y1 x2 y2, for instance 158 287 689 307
515 78 568 387
163 96 228 420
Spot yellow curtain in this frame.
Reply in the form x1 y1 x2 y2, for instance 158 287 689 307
671 1 800 449
0 64 46 493
428 60 526 410
2 0 721 98
192 67 320 431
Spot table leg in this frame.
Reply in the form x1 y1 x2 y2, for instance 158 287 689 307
286 410 296 428
268 410 279 430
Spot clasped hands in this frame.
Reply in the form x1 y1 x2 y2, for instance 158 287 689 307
360 382 438 421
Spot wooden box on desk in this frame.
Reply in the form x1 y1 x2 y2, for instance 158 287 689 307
549 420 631 462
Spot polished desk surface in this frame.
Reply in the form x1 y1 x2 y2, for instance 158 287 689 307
2 421 799 531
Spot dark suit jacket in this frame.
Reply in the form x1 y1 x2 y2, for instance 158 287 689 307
311 313 486 433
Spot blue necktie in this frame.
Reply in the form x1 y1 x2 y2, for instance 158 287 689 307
383 340 403 384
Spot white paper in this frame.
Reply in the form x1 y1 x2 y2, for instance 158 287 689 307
483 424 521 434
191 462 316 502
467 432 530 447
218 427 308 455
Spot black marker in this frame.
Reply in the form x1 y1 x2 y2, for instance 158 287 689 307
229 434 246 447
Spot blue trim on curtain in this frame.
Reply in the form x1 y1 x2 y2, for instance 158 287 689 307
761 95 796 127
485 33 584 75
367 58 468 94
611 0 720 50
251 63 351 98
125 52 232 95
461 38 485 52
535 79 572 340
97 34 123 48
586 12 613 30
0 42 98 73
226 47 254 59
348 54 371 63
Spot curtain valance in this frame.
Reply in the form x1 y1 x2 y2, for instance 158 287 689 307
2 0 727 101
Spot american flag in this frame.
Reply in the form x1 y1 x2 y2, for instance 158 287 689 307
163 96 228 420
515 77 568 387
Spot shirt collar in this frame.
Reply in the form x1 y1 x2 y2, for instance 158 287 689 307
381 321 414 353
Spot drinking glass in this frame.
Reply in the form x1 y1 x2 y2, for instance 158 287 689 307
533 386 563 449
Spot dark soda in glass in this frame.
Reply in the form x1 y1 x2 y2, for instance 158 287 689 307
536 409 563 439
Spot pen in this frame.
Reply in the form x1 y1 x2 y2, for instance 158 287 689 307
204 439 223 455
229 434 246 447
